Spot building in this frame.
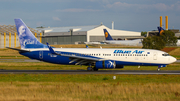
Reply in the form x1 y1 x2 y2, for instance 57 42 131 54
0 24 141 48
0 25 41 48
38 24 141 45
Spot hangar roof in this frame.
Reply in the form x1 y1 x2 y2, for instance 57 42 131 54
37 25 101 33
0 25 40 35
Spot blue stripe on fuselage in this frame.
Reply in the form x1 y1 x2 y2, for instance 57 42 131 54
20 51 102 65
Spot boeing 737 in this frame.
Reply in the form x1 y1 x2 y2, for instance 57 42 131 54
7 19 177 71
103 29 143 46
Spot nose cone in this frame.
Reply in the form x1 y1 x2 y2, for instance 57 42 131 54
171 56 177 63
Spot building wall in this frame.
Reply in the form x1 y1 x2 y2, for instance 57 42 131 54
89 36 137 42
42 35 87 45
0 34 2 48
0 32 41 48
87 25 141 42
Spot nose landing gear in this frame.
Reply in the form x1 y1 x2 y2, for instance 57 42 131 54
157 65 166 72
157 68 160 72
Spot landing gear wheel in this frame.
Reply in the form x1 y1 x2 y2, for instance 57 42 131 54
157 68 160 72
93 68 98 71
87 67 92 71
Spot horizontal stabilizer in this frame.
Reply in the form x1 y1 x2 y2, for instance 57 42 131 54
6 47 30 52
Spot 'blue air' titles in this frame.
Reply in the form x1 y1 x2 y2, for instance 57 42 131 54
114 50 144 54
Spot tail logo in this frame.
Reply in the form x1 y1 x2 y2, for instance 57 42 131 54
15 19 47 49
19 26 26 37
105 32 108 38
17 25 38 49
157 27 164 36
160 30 164 35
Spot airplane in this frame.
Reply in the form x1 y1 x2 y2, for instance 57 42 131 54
84 41 105 45
103 29 143 46
6 19 177 71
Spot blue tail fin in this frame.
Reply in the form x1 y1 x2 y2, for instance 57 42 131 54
157 27 164 36
103 29 113 40
14 19 47 49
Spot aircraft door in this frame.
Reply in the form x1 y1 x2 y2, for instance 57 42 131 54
153 52 157 60
39 51 43 59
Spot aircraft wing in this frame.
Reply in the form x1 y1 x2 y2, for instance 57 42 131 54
47 43 107 65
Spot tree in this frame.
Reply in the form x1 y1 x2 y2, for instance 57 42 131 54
141 31 147 36
142 30 177 50
142 35 166 50
161 30 177 46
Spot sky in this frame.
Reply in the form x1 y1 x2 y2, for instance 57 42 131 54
0 0 180 32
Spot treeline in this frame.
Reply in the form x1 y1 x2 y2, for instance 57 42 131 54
142 30 177 50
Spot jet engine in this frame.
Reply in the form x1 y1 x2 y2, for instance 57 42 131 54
95 60 124 69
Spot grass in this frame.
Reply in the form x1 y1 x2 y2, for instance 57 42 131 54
0 62 180 70
0 74 180 100
0 45 180 100
0 74 179 83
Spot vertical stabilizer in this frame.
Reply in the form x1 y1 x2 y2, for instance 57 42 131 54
157 27 164 36
103 29 113 40
14 19 47 49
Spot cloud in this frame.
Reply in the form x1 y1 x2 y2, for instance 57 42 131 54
52 17 61 21
56 8 101 12
106 2 180 12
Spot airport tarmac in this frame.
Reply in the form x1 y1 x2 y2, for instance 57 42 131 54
0 59 41 62
0 70 179 75
0 59 180 74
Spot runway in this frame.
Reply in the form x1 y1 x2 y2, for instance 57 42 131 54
0 59 180 74
0 70 179 74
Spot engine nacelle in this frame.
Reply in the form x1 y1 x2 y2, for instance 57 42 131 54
95 61 124 69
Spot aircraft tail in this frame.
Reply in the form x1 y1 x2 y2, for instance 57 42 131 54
103 29 113 40
157 27 164 35
14 19 47 49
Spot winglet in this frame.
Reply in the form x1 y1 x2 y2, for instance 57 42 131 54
86 45 89 48
47 42 57 54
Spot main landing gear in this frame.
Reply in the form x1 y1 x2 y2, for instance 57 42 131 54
87 66 98 71
87 67 92 71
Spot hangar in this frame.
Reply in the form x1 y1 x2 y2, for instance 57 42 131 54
0 23 141 48
0 25 41 48
38 24 141 45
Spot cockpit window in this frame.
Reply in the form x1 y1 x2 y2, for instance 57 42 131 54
162 53 170 56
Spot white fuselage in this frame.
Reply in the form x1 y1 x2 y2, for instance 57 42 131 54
104 39 142 46
22 48 176 66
